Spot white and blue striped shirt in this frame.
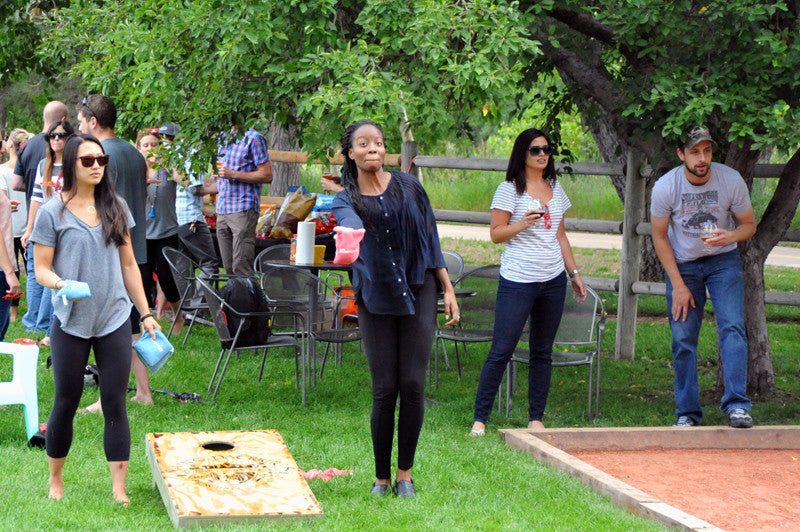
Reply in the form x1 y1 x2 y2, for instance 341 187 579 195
491 180 571 283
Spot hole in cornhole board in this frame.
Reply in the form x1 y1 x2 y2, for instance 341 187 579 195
202 441 235 451
501 426 800 532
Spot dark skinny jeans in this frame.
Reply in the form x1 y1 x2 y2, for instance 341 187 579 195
46 317 132 462
473 273 566 423
359 271 437 480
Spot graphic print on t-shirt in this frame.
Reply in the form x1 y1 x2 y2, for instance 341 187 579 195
679 190 719 238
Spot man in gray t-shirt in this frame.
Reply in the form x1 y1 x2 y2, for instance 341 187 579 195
77 94 152 410
650 125 757 430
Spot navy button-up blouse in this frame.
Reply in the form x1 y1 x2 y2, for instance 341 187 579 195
331 171 446 315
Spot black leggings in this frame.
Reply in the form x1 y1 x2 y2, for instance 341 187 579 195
46 317 132 462
359 271 437 479
144 235 181 305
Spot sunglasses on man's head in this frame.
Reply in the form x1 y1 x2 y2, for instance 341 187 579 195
48 132 69 139
80 96 97 118
78 155 110 168
527 145 553 156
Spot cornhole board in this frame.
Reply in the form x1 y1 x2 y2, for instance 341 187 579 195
146 430 323 528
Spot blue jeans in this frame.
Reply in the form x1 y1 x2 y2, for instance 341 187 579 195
473 273 567 423
21 251 53 334
666 249 750 423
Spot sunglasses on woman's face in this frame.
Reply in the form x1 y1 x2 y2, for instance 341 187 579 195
527 145 553 156
49 131 69 139
78 155 110 168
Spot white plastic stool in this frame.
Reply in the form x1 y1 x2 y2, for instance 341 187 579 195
0 342 40 441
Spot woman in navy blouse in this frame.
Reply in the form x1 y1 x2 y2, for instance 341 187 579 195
331 120 459 498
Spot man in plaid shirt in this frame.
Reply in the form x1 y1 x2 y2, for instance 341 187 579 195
216 127 272 275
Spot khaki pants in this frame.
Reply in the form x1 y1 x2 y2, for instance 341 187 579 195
216 208 258 276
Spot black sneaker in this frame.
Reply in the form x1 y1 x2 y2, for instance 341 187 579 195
672 415 699 427
727 408 753 428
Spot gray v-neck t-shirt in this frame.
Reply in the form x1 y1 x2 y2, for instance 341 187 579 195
30 197 135 338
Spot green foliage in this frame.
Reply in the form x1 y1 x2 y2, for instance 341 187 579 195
529 1 800 153
40 0 539 164
0 1 69 86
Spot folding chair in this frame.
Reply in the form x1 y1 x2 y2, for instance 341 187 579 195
196 278 308 403
260 265 361 383
432 264 500 388
162 247 215 346
503 285 606 421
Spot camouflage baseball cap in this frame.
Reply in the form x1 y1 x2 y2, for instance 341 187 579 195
682 125 716 149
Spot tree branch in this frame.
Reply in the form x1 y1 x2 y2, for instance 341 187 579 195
547 6 655 74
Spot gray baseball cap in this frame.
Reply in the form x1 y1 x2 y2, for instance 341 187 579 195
158 122 180 138
682 125 716 149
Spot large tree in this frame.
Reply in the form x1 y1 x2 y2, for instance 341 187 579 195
35 0 799 396
40 0 538 189
0 0 72 133
522 0 800 396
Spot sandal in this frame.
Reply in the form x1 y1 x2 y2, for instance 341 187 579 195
469 428 485 437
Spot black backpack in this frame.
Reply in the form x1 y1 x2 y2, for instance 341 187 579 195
218 276 271 347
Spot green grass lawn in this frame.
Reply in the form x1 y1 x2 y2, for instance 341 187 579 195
1 246 798 530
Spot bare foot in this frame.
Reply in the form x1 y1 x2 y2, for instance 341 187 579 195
113 490 130 506
48 477 64 500
130 395 154 405
527 420 545 430
83 400 103 414
172 312 185 336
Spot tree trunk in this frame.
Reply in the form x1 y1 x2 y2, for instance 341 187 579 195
739 247 775 398
582 113 665 282
266 118 299 198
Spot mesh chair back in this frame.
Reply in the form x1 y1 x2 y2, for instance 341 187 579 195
196 278 235 346
442 250 465 283
162 247 200 303
260 266 337 329
254 244 292 275
453 264 500 332
554 285 602 346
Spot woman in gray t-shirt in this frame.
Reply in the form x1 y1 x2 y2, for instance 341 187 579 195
30 133 160 505
136 131 182 330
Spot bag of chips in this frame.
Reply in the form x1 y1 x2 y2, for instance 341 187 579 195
269 189 318 239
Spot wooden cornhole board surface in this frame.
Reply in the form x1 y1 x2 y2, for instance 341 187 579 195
500 426 800 531
146 430 323 528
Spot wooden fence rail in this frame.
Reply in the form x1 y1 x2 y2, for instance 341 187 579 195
268 146 798 360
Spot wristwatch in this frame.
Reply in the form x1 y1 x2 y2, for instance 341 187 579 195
568 269 580 278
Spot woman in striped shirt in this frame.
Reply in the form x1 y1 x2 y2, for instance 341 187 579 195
470 128 586 436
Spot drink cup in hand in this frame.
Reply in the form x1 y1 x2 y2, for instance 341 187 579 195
700 221 718 251
526 198 547 225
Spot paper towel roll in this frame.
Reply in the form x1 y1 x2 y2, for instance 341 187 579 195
295 221 316 264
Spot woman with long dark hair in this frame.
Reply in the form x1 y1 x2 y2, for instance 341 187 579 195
21 119 76 346
331 120 459 498
469 128 586 436
31 133 159 504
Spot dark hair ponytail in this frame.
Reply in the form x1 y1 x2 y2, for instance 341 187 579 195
60 133 128 247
